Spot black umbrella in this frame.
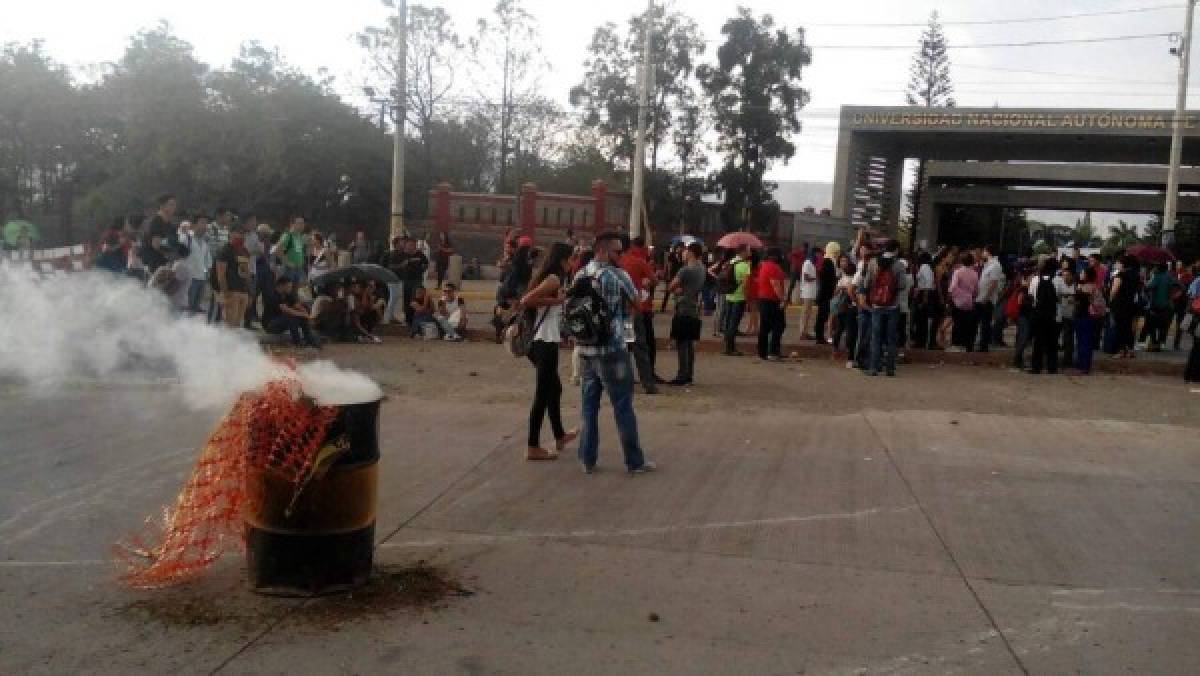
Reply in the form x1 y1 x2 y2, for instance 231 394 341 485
311 263 399 287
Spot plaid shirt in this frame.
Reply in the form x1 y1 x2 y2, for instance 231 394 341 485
578 260 637 357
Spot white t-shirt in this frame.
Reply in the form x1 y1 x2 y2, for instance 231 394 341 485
977 258 1004 304
533 303 563 343
800 259 818 299
916 263 935 291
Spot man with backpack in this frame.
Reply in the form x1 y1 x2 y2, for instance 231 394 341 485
720 244 753 356
568 232 656 475
858 239 906 376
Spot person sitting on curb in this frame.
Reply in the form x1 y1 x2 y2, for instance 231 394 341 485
435 283 468 341
311 282 353 342
347 279 383 343
263 276 321 348
409 286 438 339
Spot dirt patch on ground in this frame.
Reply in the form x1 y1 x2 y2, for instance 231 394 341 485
296 563 473 629
116 563 470 631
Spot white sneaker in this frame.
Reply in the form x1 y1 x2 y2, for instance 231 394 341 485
628 460 657 475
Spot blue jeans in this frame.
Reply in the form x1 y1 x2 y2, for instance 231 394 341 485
187 279 207 314
1074 316 1095 373
267 315 317 346
579 351 647 471
869 306 900 374
723 300 746 352
855 307 873 368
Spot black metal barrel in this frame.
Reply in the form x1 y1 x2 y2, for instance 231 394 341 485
245 397 381 596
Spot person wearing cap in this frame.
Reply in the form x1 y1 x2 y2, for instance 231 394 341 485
214 225 252 329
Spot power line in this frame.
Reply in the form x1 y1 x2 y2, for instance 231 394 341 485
954 62 1170 84
811 32 1173 50
804 4 1180 28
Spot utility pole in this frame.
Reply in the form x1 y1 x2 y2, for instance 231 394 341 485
1163 0 1196 249
629 0 654 239
390 0 408 240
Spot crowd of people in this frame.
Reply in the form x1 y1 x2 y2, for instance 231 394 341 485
90 193 469 348
82 197 1200 470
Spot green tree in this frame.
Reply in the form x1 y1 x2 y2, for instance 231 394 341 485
569 7 706 172
1102 220 1141 256
0 41 87 243
469 0 546 193
698 8 810 232
1142 215 1163 244
904 12 954 240
1073 211 1097 246
358 4 463 217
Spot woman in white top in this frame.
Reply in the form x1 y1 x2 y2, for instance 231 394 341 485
518 242 578 462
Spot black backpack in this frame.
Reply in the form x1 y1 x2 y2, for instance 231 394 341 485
562 272 613 347
716 260 739 294
1034 275 1057 320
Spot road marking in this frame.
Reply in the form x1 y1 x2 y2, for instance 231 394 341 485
0 560 107 568
1052 601 1200 614
380 504 917 549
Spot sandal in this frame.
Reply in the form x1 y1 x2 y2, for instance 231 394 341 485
555 430 579 452
525 447 559 461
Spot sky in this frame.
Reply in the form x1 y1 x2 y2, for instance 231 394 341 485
4 0 1192 228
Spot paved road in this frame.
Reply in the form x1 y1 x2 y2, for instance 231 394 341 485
1 343 1198 674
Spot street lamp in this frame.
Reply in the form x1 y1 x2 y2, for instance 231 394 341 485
1162 0 1197 248
363 86 391 130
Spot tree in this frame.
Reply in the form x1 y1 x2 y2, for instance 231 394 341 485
469 0 546 193
1142 215 1163 244
698 8 810 231
1074 211 1097 246
0 41 87 242
1102 220 1141 256
904 12 954 241
358 4 463 217
672 93 709 229
569 7 706 172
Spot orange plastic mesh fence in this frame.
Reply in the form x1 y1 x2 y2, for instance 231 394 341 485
116 377 336 589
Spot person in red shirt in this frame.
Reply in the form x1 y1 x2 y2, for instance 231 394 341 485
619 235 662 393
756 247 789 360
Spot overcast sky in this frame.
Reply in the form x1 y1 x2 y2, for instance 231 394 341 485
4 1 1191 227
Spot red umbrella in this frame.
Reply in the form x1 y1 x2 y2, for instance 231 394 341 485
716 232 764 249
1126 244 1176 265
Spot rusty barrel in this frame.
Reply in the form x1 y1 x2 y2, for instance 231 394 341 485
245 397 381 596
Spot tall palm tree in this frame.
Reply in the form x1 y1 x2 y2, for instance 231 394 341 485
1105 221 1140 251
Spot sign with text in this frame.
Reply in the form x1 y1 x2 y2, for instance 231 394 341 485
849 110 1194 132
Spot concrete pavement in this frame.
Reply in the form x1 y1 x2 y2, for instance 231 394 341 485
1 342 1198 674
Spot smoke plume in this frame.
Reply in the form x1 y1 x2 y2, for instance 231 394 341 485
0 266 381 409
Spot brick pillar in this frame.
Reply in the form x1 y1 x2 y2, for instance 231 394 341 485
591 179 607 234
520 182 538 237
432 182 452 234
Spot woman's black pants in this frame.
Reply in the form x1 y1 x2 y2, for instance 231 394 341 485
527 340 565 447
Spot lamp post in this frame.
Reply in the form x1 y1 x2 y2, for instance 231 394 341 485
390 0 409 240
1163 0 1197 249
629 0 654 239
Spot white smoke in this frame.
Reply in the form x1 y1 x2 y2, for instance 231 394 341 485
0 265 381 409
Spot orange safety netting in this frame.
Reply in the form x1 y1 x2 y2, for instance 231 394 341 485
116 376 337 589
